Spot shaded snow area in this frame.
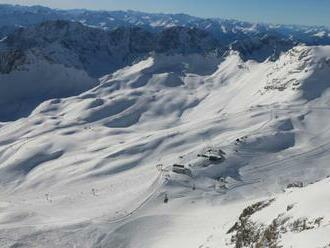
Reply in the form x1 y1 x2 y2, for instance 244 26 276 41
0 54 95 121
0 45 330 247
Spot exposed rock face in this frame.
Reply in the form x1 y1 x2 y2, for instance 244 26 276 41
230 34 297 62
0 20 298 77
156 26 219 54
0 49 25 74
0 20 222 77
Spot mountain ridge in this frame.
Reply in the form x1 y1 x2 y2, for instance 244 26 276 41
0 4 329 45
0 4 330 247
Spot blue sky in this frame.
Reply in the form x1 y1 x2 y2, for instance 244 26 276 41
1 0 329 27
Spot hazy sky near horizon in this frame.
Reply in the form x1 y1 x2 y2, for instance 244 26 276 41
1 0 329 27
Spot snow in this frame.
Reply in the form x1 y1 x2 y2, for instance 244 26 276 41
0 52 96 121
0 45 330 247
250 178 330 248
0 36 7 42
1 4 330 47
313 31 328 38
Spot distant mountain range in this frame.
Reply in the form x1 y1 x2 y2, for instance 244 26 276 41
0 4 329 45
0 20 221 76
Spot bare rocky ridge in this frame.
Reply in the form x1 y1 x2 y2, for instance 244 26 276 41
1 20 221 77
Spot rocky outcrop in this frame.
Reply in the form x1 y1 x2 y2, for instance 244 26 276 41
0 49 25 74
1 20 222 76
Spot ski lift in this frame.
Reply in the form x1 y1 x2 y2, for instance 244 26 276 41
218 149 226 156
209 155 224 162
164 193 169 203
156 164 163 171
215 177 228 191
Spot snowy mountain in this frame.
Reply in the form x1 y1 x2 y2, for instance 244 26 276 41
0 44 330 247
0 20 221 121
1 18 299 122
225 178 330 248
0 4 329 46
1 3 330 248
0 4 328 123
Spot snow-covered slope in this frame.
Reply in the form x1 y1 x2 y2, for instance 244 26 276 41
0 20 221 121
5 5 329 123
0 45 329 247
225 177 330 248
2 19 296 122
0 49 95 121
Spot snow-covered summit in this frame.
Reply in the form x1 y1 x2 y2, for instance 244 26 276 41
3 6 329 123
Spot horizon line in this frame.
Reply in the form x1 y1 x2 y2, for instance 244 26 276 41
1 3 329 29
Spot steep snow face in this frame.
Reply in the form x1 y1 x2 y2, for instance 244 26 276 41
0 45 330 247
0 51 96 121
263 46 330 101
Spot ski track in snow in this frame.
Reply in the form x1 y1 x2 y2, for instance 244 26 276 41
0 45 330 247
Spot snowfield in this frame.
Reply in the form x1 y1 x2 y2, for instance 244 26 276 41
0 45 330 247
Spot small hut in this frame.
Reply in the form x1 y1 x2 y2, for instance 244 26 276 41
172 164 192 176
